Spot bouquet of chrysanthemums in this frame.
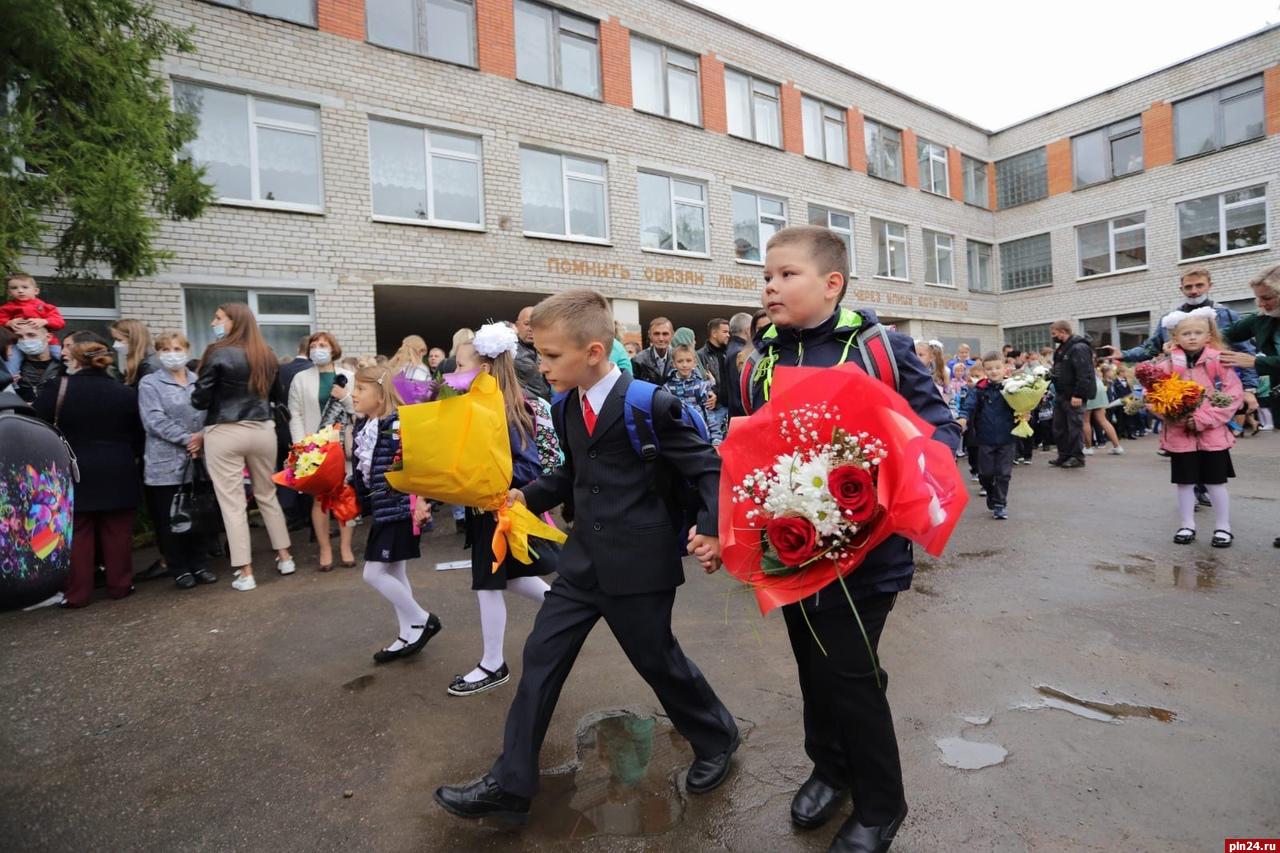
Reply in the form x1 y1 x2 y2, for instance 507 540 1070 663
1000 365 1050 437
1122 395 1144 416
272 425 358 523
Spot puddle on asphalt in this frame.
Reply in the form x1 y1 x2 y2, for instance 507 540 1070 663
506 711 695 840
1090 554 1225 591
1031 686 1176 723
936 736 1007 770
343 674 374 692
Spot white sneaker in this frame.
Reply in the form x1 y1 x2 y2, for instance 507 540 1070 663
276 558 296 575
1082 447 1095 456
1108 446 1125 455
231 574 257 591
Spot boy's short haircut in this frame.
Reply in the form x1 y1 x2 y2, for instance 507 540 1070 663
672 343 696 357
531 288 614 350
766 225 849 301
4 273 37 290
982 352 1002 363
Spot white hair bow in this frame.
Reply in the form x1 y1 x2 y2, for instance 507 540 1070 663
472 322 519 358
1160 306 1217 330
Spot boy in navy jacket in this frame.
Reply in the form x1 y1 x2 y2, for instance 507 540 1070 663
957 353 1017 520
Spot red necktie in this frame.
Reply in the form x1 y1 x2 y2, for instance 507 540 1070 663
582 396 597 435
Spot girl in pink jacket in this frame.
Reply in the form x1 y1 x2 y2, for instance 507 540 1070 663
1150 308 1242 548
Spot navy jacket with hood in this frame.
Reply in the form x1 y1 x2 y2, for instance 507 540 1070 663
959 378 1016 446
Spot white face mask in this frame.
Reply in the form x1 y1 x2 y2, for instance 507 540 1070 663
113 340 129 354
158 352 188 371
309 348 332 366
1183 293 1209 306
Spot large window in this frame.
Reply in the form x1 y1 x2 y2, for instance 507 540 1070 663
732 189 786 262
1077 213 1146 278
1081 312 1151 353
1004 323 1053 354
514 0 599 98
1174 75 1265 160
966 241 993 293
864 120 903 183
872 218 908 280
917 139 949 196
208 0 315 26
368 119 482 227
995 148 1047 209
366 0 476 67
922 230 953 286
999 233 1053 291
725 70 781 147
630 38 699 125
802 97 847 166
808 205 855 277
962 156 988 208
519 148 607 240
184 287 313 356
638 172 707 255
1072 117 1142 187
1177 184 1268 260
174 82 322 210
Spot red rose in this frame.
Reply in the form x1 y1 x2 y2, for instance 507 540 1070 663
765 516 820 566
828 465 876 523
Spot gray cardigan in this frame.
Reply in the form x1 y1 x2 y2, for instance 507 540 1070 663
138 368 206 486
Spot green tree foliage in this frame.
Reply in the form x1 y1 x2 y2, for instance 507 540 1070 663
0 0 213 280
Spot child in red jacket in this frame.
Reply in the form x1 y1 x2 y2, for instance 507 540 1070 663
4 273 64 377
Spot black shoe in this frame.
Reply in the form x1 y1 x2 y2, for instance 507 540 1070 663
686 729 739 794
828 803 908 853
193 569 218 585
455 518 466 535
174 572 198 590
1046 458 1065 467
434 774 530 824
1059 458 1085 469
133 559 169 583
447 662 510 696
374 614 442 664
1194 486 1212 508
1273 536 1280 549
791 773 849 829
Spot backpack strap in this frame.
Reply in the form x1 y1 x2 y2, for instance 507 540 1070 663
550 389 571 445
622 379 660 462
856 324 899 392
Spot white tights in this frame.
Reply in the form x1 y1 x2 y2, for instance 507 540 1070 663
363 560 430 651
465 577 549 682
1176 483 1231 533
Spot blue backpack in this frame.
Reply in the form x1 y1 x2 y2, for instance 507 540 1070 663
551 379 710 554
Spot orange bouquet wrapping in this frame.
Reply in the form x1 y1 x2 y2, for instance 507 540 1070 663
271 426 359 524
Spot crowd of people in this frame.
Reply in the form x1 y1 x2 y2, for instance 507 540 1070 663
3 251 1279 852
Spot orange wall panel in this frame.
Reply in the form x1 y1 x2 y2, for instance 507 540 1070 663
701 53 727 133
1266 66 1280 136
987 163 997 211
780 83 804 155
477 0 517 79
901 128 918 189
1142 101 1173 169
847 108 866 173
948 146 964 202
1046 137 1072 195
599 17 632 109
318 0 364 40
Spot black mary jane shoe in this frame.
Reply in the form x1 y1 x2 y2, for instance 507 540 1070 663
434 774 530 824
447 662 510 696
174 572 198 590
791 773 850 829
1173 528 1196 545
193 569 218 585
1211 529 1234 549
374 615 442 664
828 803 908 853
134 559 170 583
686 729 739 794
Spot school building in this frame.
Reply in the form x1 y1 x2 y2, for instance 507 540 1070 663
19 0 1280 359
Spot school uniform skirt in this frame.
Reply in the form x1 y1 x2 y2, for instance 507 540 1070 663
1169 449 1235 485
467 507 560 591
364 519 421 563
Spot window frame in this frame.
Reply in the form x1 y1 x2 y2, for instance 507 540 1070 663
1071 116 1143 188
1173 75 1266 161
1176 184 1269 262
731 188 787 264
637 171 709 257
808 204 856 278
922 229 954 287
995 148 1048 209
629 37 701 126
364 0 478 68
917 139 949 197
367 118 484 230
513 0 601 99
961 156 988 208
725 69 782 148
864 119 904 184
204 0 317 27
871 217 909 281
998 232 1054 292
1003 323 1053 355
32 279 121 342
518 147 610 243
966 240 993 293
1075 212 1147 279
801 96 847 167
183 285 315 355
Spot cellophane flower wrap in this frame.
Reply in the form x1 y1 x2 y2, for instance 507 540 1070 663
384 372 565 571
271 425 359 523
719 363 968 615
999 365 1050 437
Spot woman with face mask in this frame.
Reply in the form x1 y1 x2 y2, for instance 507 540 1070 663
137 332 216 590
287 331 356 571
110 319 162 387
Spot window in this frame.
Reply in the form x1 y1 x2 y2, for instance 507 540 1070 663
174 82 322 210
725 70 781 147
966 241 993 293
731 189 786 262
917 139 949 196
366 0 476 67
808 205 855 276
864 120 903 183
368 119 482 226
872 219 908 279
999 233 1053 291
34 280 119 342
1081 312 1151 352
638 172 707 255
922 230 953 286
1177 185 1268 260
514 0 599 98
184 287 313 356
519 148 608 240
207 0 315 26
962 156 988 208
802 97 847 166
995 148 1047 208
1174 76 1265 160
1072 117 1142 187
1004 323 1053 354
630 38 699 125
1077 213 1146 278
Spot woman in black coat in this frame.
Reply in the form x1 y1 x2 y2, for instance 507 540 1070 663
35 332 144 607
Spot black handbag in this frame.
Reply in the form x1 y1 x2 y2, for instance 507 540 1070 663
169 457 222 535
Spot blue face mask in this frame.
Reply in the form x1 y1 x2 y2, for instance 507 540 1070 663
212 324 226 341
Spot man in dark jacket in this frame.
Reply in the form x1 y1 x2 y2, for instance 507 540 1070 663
630 317 674 386
278 334 315 529
696 317 730 441
514 307 552 401
725 312 751 417
1048 320 1094 469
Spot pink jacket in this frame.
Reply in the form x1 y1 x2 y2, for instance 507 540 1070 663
1152 347 1241 453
